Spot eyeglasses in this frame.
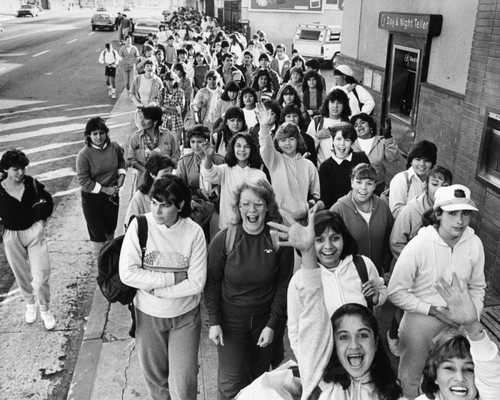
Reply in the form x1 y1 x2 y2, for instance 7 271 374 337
239 201 266 211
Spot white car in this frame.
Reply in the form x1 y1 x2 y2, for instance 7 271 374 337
17 4 40 17
292 23 342 66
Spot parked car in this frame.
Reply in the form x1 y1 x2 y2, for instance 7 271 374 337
91 13 116 31
96 6 107 12
123 5 132 12
292 23 342 67
132 19 162 43
17 4 40 17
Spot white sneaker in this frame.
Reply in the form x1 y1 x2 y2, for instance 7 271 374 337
25 304 37 324
40 310 56 330
111 90 116 99
386 331 401 357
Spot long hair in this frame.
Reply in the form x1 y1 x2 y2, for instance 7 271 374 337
302 70 324 93
172 62 187 79
324 304 403 400
280 104 306 132
239 87 257 108
224 132 262 169
150 174 192 218
320 89 351 120
278 84 304 110
231 178 282 224
252 69 273 92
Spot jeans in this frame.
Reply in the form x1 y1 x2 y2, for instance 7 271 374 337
135 305 201 400
217 309 274 400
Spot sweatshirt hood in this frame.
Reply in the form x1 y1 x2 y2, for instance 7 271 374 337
417 224 476 247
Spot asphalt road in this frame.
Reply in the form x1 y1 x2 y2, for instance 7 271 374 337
0 9 140 298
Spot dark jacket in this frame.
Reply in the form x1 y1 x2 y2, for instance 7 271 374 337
0 176 54 231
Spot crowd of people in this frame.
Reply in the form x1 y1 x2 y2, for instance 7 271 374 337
1 6 499 400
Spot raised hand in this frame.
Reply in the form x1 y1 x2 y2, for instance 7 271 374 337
435 274 480 331
255 102 273 127
201 140 215 157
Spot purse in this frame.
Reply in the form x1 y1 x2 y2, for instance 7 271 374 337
32 178 50 221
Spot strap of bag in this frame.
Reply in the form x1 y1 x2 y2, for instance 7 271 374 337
353 255 373 311
225 224 237 256
313 115 324 131
136 215 148 263
352 85 364 110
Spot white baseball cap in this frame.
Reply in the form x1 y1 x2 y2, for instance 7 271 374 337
334 64 354 78
433 184 478 212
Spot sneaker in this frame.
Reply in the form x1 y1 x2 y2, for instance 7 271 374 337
40 310 56 330
25 304 37 324
111 91 116 99
386 331 401 357
108 86 112 96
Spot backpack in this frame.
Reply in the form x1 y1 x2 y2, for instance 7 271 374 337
380 170 410 204
352 254 373 311
225 224 279 256
351 85 372 115
97 215 148 305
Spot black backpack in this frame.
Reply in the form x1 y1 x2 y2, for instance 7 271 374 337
97 215 148 305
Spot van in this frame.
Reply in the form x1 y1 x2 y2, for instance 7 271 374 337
292 23 342 66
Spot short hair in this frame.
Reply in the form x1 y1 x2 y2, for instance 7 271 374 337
275 43 286 53
231 178 282 224
221 52 233 62
427 165 453 186
321 89 351 119
167 35 175 41
289 66 304 79
291 54 306 69
258 53 270 62
239 87 257 108
329 122 357 142
141 106 163 125
152 34 158 39
150 174 192 218
274 122 307 154
280 104 306 131
225 132 262 169
186 124 210 142
139 155 176 194
351 163 377 181
0 148 29 171
350 113 377 138
84 117 109 146
143 59 154 67
220 81 241 101
204 69 221 86
421 335 471 398
177 48 187 56
243 50 253 59
407 140 438 169
305 58 321 70
264 42 274 55
221 40 230 49
262 100 281 124
313 211 358 259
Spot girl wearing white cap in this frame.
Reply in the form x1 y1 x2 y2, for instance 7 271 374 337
388 184 486 400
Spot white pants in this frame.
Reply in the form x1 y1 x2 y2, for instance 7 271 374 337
3 221 51 306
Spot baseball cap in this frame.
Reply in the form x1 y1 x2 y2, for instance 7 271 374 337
334 65 354 77
433 184 478 212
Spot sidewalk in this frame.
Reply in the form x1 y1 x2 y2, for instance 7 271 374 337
67 90 219 400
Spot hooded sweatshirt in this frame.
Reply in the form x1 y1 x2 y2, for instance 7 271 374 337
389 192 432 260
330 192 394 274
259 127 320 220
388 225 485 316
287 255 386 360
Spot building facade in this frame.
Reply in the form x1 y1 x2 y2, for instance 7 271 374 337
339 0 500 294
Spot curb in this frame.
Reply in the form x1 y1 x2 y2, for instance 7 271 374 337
66 89 137 400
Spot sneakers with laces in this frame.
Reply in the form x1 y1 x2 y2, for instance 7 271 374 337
386 331 401 357
25 303 37 324
40 310 56 330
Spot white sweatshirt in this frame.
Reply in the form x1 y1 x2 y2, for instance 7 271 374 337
119 214 207 318
288 255 386 360
388 225 485 316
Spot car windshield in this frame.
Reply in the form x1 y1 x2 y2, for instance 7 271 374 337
22 5 34 8
95 14 109 19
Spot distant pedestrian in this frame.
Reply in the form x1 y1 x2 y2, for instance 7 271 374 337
76 117 127 257
0 149 56 330
118 35 139 97
98 43 120 99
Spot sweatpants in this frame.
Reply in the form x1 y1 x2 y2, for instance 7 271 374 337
398 311 447 400
217 309 275 400
122 67 136 91
135 305 201 400
3 221 51 306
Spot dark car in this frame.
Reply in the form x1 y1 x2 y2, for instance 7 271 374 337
132 19 162 43
91 13 116 31
17 4 40 17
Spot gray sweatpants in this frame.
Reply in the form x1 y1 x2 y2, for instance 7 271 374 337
3 221 51 307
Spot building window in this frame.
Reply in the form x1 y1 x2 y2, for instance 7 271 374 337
477 109 500 191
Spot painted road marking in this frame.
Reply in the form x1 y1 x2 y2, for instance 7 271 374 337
66 39 77 43
24 141 82 154
53 187 80 198
88 32 95 35
35 167 77 181
30 154 76 167
33 50 50 58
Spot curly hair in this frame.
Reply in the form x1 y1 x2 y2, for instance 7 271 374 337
324 303 403 400
302 70 324 93
0 148 30 171
239 87 257 108
252 69 273 93
231 177 282 224
224 132 262 169
150 174 192 218
280 104 306 132
320 89 351 120
350 112 377 139
273 122 307 155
